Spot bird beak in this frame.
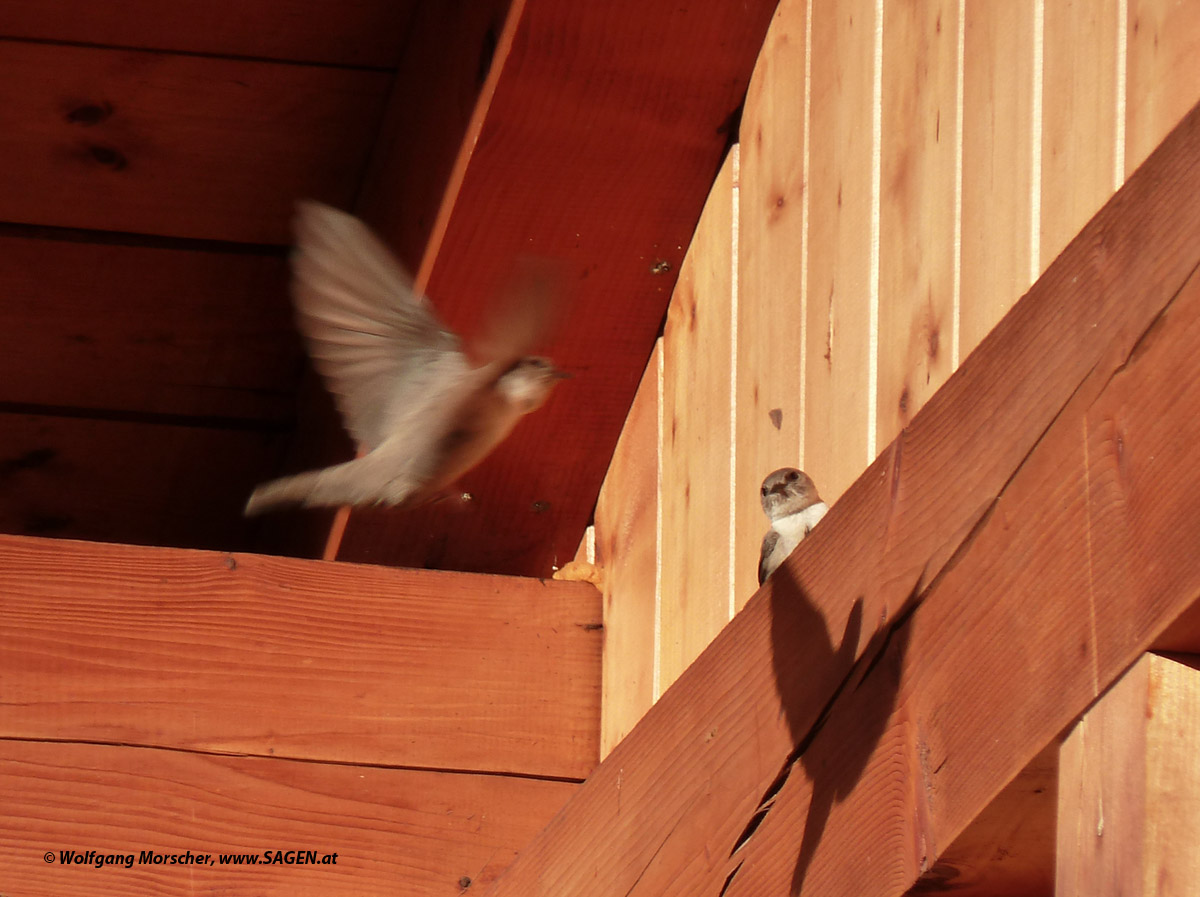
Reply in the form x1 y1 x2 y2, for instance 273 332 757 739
769 482 789 496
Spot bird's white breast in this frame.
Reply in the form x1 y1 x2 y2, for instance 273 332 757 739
771 501 829 555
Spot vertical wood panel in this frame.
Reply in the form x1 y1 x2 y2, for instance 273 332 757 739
876 0 959 445
804 0 878 504
1056 653 1200 896
959 2 1035 359
594 342 661 758
1127 0 1200 174
1041 1 1121 268
659 151 736 690
735 0 810 608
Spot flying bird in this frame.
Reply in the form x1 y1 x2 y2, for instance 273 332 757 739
245 201 568 516
758 467 828 585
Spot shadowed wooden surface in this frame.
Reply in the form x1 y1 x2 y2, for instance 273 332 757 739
328 0 780 576
0 740 576 897
0 535 601 778
476 97 1200 897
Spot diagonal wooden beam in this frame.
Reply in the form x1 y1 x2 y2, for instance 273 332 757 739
720 209 1200 897
0 535 601 779
329 0 780 575
478 98 1200 897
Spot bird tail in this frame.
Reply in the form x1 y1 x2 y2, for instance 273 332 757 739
243 469 327 516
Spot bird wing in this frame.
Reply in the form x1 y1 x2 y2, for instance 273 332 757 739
758 529 781 586
289 201 474 452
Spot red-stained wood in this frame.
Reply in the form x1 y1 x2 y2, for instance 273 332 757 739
356 0 514 271
907 744 1057 896
0 42 389 242
328 0 780 576
0 414 286 551
0 233 299 421
0 740 576 897
0 535 601 778
475 99 1200 897
719 265 1200 895
0 0 418 67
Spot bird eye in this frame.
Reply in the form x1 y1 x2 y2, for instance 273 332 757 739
787 471 799 481
761 486 768 496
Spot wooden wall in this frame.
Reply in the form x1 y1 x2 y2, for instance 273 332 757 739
595 0 1200 755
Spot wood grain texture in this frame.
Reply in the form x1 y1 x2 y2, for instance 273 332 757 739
1127 0 1200 174
0 740 575 897
1057 653 1200 897
659 151 736 689
1041 0 1121 269
959 1 1035 359
476 98 1200 897
735 0 809 607
804 0 877 504
355 0 514 271
0 414 286 552
0 234 299 421
0 41 389 242
0 0 418 67
0 535 601 778
331 0 779 576
594 341 660 758
908 744 1056 896
876 0 959 445
721 215 1200 897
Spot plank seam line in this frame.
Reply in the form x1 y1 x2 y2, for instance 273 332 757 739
0 736 588 784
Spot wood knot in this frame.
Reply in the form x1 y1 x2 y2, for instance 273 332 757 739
88 144 128 170
66 101 114 125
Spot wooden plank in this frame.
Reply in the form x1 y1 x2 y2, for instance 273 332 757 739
1041 0 1121 269
0 414 285 552
1057 653 1200 896
476 97 1200 897
803 0 878 504
719 215 1200 897
907 744 1056 896
876 0 959 444
330 0 780 576
659 150 736 689
0 0 418 67
0 234 298 421
0 42 390 242
356 0 514 271
0 535 601 779
959 1 1035 358
0 740 575 897
734 0 809 607
1127 0 1200 174
594 340 660 758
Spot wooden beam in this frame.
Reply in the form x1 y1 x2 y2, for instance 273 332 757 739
0 42 389 242
476 99 1200 897
0 535 601 779
1057 653 1200 896
0 740 575 897
0 1 419 67
0 233 298 421
329 0 780 576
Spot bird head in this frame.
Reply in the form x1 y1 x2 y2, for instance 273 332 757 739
496 356 571 413
760 467 821 520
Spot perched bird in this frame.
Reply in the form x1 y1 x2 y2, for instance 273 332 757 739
244 201 568 516
758 467 828 585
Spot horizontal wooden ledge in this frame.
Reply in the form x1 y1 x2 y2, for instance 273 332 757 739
0 738 576 897
0 535 601 779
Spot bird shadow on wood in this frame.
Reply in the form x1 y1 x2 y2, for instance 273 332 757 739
749 564 915 895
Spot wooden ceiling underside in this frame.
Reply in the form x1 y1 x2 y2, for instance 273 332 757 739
0 0 778 575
